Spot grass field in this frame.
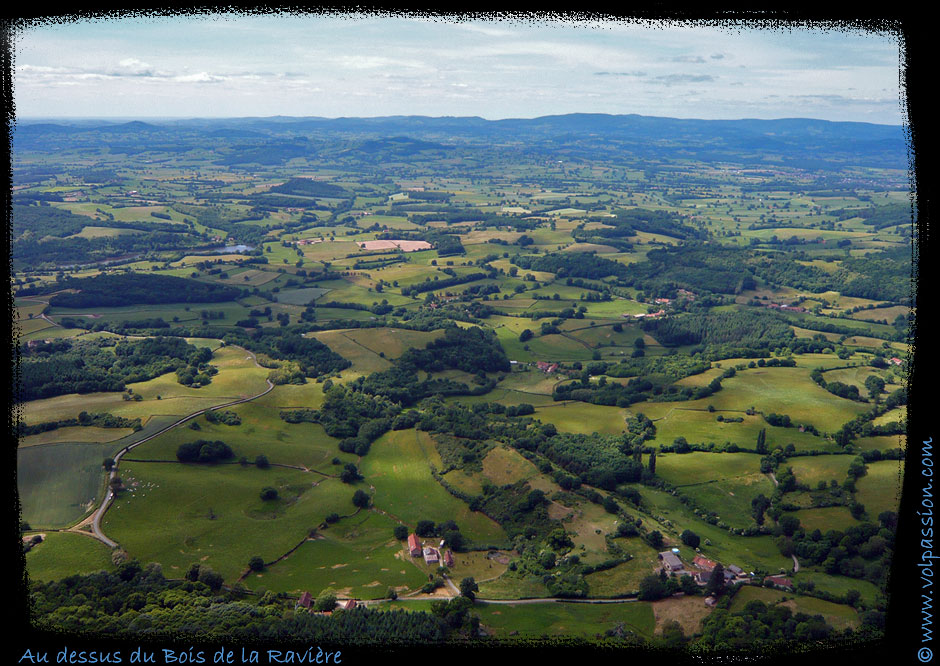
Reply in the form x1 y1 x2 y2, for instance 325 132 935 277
728 585 859 630
473 599 656 639
360 430 507 546
855 460 904 520
25 532 116 582
654 452 776 528
104 461 356 582
241 512 427 599
18 442 112 528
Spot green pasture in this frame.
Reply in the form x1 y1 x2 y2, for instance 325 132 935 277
654 452 775 528
25 532 116 582
783 506 857 533
242 512 426 599
19 426 136 448
18 442 111 528
129 401 353 472
583 539 663 596
728 585 859 630
251 382 327 411
639 487 793 574
360 430 506 546
783 455 855 490
103 462 354 582
663 367 869 432
273 287 332 306
855 460 904 519
480 446 540 487
477 574 550 600
854 434 905 452
446 388 556 409
645 406 839 454
791 570 884 606
474 599 656 640
533 401 630 435
311 330 393 377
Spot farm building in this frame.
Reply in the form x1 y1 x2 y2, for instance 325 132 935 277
408 534 422 557
765 575 793 590
444 550 455 567
423 547 440 565
297 591 312 610
659 551 684 572
343 599 358 610
727 564 745 578
693 555 717 572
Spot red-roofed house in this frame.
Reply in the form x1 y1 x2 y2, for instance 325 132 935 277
693 555 717 572
443 550 455 567
343 599 358 610
297 591 312 609
408 534 422 557
765 575 793 590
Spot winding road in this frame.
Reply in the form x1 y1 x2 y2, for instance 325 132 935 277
75 346 275 548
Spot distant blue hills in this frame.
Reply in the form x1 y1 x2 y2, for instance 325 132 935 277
13 113 909 170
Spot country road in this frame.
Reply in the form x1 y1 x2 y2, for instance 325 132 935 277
79 346 275 548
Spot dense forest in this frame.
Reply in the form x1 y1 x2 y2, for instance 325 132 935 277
50 273 244 308
19 337 209 401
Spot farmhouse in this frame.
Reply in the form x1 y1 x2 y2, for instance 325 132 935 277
408 534 422 557
297 591 312 610
693 555 717 572
343 599 358 610
423 547 440 565
659 551 684 572
443 550 455 567
536 361 559 374
765 575 793 590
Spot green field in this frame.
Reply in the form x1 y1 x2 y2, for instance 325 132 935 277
360 430 507 546
25 532 116 582
18 443 112 528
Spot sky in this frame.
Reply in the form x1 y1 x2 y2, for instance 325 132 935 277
10 12 906 125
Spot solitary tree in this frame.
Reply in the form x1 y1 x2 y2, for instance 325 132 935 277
459 577 479 601
314 589 337 612
352 489 370 509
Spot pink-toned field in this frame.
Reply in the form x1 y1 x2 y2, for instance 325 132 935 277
357 240 432 251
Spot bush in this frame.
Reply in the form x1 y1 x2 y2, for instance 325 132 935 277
260 487 278 501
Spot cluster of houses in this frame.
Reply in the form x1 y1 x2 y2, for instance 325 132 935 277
535 361 560 374
764 302 808 313
295 591 358 615
628 309 667 320
658 550 792 592
409 533 455 567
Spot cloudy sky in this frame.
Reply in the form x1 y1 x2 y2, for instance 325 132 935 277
11 12 905 125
